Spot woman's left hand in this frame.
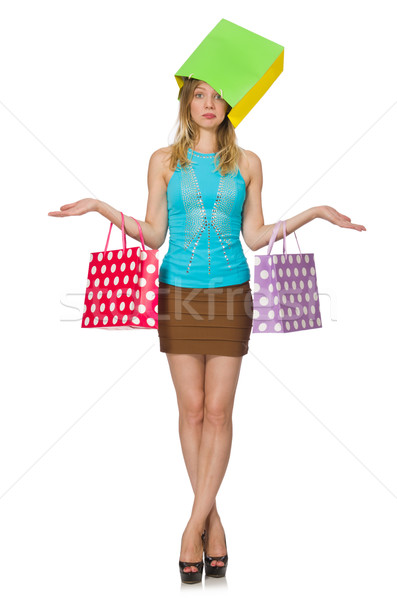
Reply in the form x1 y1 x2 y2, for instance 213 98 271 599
317 205 366 231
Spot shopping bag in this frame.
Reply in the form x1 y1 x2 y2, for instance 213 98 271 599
81 213 159 330
174 18 284 128
252 220 322 333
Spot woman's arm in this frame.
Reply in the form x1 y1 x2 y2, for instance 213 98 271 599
241 151 366 252
48 148 169 250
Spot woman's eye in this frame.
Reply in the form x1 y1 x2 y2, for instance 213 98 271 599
195 93 222 99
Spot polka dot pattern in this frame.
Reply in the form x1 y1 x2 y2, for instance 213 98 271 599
82 247 159 329
252 253 322 333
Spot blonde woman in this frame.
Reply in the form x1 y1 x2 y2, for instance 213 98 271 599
48 77 366 584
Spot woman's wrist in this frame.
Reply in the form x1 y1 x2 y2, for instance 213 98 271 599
313 205 324 219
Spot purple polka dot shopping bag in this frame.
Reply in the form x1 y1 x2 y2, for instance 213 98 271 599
252 220 322 333
81 213 159 330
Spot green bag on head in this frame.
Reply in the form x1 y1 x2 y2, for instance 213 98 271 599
175 18 284 128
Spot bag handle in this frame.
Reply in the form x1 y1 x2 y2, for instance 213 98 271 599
266 220 302 257
104 213 146 254
104 211 126 254
128 216 146 251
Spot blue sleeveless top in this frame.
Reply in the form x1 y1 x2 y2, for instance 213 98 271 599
159 148 251 288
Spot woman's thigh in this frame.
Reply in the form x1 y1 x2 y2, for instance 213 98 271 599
166 353 206 416
204 355 244 418
165 352 244 417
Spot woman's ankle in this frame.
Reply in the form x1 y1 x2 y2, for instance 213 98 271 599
205 509 221 528
185 518 207 536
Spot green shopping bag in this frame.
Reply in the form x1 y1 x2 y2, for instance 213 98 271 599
175 18 284 127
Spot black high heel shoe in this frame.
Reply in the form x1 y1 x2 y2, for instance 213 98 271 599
179 530 206 584
203 529 228 578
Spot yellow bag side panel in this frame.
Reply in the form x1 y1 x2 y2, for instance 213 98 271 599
228 50 284 127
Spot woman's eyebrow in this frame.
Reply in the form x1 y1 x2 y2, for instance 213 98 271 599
195 87 216 92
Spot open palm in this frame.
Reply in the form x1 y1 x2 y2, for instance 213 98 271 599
48 198 98 217
319 205 366 231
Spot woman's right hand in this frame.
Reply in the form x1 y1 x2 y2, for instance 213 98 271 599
48 198 99 217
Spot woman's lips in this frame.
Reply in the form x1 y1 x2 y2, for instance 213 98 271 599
202 114 216 119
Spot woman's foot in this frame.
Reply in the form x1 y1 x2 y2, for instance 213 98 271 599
204 514 227 567
179 523 205 573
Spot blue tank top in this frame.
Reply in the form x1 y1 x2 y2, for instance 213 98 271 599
159 148 251 288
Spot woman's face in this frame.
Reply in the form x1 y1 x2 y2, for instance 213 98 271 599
189 81 228 129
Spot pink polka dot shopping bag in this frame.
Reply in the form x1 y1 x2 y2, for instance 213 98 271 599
252 220 322 333
81 213 159 330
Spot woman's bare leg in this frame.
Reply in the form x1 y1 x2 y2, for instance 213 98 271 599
166 352 226 572
176 353 243 571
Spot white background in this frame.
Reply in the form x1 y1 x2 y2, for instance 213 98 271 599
0 0 396 597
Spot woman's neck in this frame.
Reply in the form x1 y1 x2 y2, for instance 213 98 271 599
193 131 218 154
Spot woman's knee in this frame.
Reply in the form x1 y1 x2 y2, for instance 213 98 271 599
204 396 233 428
178 391 205 426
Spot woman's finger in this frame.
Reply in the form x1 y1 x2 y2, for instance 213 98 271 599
340 221 366 231
59 203 77 210
48 208 80 217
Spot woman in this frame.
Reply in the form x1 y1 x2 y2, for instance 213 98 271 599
48 77 366 583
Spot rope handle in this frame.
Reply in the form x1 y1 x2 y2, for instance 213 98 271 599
266 220 303 256
103 213 146 254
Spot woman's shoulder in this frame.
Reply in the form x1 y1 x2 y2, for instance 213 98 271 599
148 146 174 173
149 146 173 163
239 147 262 166
238 148 262 186
148 147 175 186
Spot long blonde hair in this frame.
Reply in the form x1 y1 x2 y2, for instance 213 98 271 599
168 77 243 176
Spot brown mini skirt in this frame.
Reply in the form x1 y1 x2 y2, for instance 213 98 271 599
157 280 253 357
